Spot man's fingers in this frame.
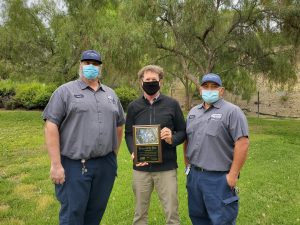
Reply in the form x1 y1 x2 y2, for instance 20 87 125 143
51 176 65 184
52 179 65 185
59 178 65 184
50 171 65 184
161 132 172 140
161 130 172 144
136 162 149 167
160 127 169 132
50 166 65 184
160 128 171 137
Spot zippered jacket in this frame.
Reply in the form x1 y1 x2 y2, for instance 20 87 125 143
125 94 186 172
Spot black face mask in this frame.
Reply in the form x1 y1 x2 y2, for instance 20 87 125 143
142 81 160 95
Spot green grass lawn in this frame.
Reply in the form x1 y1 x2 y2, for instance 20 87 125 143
0 111 299 225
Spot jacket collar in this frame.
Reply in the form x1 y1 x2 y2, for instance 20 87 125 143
142 93 164 104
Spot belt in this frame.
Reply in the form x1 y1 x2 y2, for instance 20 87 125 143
191 165 228 173
192 165 209 172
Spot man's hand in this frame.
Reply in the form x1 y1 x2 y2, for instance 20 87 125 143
131 152 149 167
50 164 65 184
161 127 172 145
226 172 238 189
226 136 249 189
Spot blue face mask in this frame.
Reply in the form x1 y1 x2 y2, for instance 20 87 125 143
201 90 220 104
82 65 99 79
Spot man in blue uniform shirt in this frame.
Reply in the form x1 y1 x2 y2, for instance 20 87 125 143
43 50 125 225
184 73 249 225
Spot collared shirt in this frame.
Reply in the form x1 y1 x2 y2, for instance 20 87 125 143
43 79 125 160
125 94 186 172
186 99 248 171
143 92 160 104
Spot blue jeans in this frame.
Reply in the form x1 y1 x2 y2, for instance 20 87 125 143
55 152 117 225
186 167 239 225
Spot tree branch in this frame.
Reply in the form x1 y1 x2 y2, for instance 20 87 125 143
180 56 201 89
154 39 205 74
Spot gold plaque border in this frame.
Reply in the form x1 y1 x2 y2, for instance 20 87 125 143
133 125 162 164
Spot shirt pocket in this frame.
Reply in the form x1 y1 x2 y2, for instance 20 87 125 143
186 122 198 136
206 119 221 136
186 118 205 140
69 100 89 113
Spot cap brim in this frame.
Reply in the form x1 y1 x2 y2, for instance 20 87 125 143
201 81 221 86
81 59 102 64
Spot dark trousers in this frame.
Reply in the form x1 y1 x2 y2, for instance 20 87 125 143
55 152 117 225
186 167 239 225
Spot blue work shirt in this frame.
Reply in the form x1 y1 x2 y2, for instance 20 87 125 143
43 79 125 160
186 99 248 171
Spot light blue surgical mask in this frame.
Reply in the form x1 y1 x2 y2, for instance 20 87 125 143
82 64 99 79
201 90 220 104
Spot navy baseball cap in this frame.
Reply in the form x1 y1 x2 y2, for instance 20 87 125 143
201 73 222 86
80 50 102 64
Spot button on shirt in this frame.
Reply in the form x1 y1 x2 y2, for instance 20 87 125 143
186 99 248 171
43 79 125 160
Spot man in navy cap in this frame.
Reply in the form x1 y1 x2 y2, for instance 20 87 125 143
184 73 249 225
43 50 125 225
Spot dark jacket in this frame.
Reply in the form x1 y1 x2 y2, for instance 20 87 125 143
125 94 186 172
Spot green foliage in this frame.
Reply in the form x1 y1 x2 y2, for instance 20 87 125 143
14 82 55 109
0 0 55 81
34 84 57 108
0 79 16 108
13 82 56 110
115 86 139 111
0 59 14 79
0 79 15 97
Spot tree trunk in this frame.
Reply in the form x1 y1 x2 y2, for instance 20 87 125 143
184 76 190 111
180 56 201 110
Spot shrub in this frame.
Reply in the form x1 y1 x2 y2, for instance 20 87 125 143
115 86 139 111
0 80 16 108
14 82 57 109
0 80 16 97
3 99 18 110
34 84 57 108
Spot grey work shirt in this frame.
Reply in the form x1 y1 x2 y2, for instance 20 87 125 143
186 99 248 171
43 79 125 160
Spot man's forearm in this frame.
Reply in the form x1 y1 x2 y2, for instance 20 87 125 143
115 126 123 155
229 137 249 177
45 121 61 166
172 130 186 146
183 140 190 166
45 121 65 184
125 134 134 153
